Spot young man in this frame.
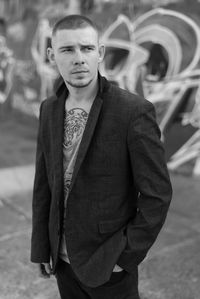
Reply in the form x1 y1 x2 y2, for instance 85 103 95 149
31 15 172 299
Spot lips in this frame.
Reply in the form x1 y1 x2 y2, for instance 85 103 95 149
72 70 88 74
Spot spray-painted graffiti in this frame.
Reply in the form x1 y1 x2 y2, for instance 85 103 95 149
11 60 40 117
99 8 200 176
31 9 200 176
31 19 58 101
167 81 200 176
31 5 69 110
0 36 14 104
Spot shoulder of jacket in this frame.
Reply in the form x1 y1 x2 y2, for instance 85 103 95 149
39 96 57 124
110 83 153 110
40 95 57 110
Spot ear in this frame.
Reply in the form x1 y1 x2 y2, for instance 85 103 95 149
98 43 105 63
47 47 56 66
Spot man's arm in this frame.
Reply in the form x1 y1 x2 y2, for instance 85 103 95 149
31 102 51 265
117 100 172 272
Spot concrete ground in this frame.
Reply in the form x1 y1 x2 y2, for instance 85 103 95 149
0 111 200 299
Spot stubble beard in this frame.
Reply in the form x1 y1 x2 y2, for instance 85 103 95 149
66 78 93 89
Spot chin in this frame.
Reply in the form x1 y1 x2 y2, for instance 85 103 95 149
68 78 92 88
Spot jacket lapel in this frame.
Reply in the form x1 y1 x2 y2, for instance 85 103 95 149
69 94 103 192
51 87 67 189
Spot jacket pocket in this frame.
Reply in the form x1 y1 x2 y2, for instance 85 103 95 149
98 217 128 234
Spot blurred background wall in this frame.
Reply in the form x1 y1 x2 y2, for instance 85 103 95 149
0 0 200 176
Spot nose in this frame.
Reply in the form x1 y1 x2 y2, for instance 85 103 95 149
74 49 85 65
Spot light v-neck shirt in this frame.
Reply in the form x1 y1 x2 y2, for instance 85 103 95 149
59 100 91 263
59 97 123 272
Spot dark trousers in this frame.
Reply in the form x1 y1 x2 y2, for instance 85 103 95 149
55 259 140 299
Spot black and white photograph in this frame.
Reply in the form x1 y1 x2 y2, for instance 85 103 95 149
0 0 200 298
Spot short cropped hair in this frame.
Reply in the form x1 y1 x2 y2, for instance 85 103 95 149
52 14 98 37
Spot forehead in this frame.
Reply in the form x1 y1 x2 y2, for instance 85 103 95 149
52 27 99 48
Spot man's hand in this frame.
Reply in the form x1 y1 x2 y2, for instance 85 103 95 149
39 263 52 278
113 264 123 272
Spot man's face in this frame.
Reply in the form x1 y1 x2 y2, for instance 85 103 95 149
48 26 104 88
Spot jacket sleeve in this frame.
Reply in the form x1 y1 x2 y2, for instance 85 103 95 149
117 99 172 272
31 102 51 263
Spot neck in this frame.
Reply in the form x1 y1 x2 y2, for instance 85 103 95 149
65 74 99 103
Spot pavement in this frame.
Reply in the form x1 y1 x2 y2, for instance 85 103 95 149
0 111 200 299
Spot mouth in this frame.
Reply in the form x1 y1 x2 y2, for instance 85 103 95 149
72 70 88 74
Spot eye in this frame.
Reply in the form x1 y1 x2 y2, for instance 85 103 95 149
65 48 73 52
83 46 94 52
60 47 73 53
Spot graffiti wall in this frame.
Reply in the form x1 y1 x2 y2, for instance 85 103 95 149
0 35 14 104
1 8 200 176
99 8 200 176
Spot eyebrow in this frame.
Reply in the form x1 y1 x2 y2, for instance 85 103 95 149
58 44 96 50
58 46 73 51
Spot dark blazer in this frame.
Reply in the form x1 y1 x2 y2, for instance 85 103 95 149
31 74 172 288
